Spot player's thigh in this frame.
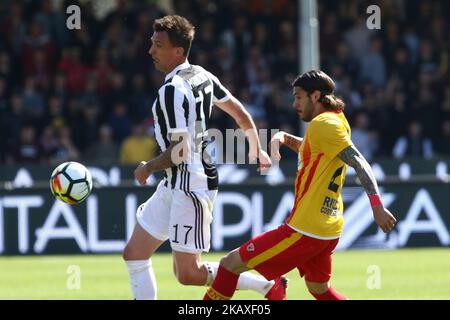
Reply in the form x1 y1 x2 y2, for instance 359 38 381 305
239 224 304 280
168 189 217 253
136 181 173 242
299 238 339 283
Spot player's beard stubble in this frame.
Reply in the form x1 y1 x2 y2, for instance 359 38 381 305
299 98 314 122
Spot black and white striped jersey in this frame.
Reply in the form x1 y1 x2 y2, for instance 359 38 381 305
151 61 231 191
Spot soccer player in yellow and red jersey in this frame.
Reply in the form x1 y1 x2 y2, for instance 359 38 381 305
204 70 397 300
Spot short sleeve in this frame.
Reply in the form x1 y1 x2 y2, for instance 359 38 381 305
209 73 231 103
158 84 189 134
310 117 353 159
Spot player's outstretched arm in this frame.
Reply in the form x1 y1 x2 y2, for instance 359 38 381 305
269 131 303 160
338 145 397 233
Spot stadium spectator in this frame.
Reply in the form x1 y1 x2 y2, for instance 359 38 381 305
21 20 54 77
40 125 59 161
108 101 132 144
0 51 17 88
343 16 374 60
0 2 27 55
389 45 415 91
58 47 88 94
119 122 157 165
5 94 26 146
49 125 80 165
393 120 434 159
21 76 45 123
71 102 101 153
7 125 44 164
103 72 128 113
128 73 153 122
45 95 66 129
435 120 450 156
51 72 68 102
351 112 377 161
84 124 119 165
360 36 387 89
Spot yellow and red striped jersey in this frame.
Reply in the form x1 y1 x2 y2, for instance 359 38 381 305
287 111 352 239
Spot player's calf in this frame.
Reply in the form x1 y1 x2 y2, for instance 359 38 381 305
174 262 208 286
219 248 249 274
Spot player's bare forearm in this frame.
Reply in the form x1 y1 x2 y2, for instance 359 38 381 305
144 146 175 173
135 150 175 186
215 96 261 151
338 145 397 233
338 145 379 196
234 108 261 152
144 137 186 173
135 134 189 185
283 133 303 153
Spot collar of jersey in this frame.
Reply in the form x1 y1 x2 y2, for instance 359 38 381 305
317 109 343 117
164 60 191 82
311 109 343 121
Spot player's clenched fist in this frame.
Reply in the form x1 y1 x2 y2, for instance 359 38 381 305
134 161 151 186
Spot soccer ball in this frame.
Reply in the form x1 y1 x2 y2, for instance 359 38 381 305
50 161 93 205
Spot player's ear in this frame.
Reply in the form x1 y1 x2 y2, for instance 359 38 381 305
175 47 184 57
311 90 321 103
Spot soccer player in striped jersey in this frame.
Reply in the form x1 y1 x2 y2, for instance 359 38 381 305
123 15 286 300
204 70 397 300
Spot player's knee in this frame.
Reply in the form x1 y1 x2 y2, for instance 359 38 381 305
122 244 145 261
305 280 329 295
122 244 134 261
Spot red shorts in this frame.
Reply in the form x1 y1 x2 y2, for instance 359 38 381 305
239 224 339 283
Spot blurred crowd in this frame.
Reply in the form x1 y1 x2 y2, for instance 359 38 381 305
0 0 449 166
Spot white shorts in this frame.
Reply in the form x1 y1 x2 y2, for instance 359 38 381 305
136 181 217 253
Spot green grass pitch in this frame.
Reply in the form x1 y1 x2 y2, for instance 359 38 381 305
0 248 449 299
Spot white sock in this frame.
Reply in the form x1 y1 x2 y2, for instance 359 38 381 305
125 259 157 300
204 261 274 296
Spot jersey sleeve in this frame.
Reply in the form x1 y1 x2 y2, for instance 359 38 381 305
158 84 189 134
310 116 353 159
209 73 231 103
